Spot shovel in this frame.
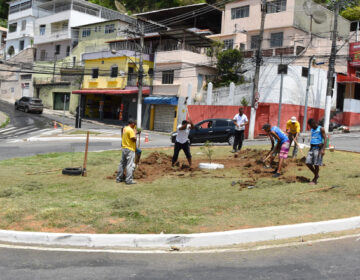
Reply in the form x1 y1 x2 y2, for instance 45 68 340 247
135 131 142 166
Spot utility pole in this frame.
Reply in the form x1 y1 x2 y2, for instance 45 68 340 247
277 55 284 128
323 0 339 133
248 0 267 139
137 21 144 129
303 55 315 133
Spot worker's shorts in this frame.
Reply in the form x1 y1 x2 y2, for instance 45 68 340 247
279 140 290 159
306 147 323 166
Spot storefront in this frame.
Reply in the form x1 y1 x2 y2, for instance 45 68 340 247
144 96 178 132
72 88 150 123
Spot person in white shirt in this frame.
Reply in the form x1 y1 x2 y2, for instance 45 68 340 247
172 119 194 167
232 107 248 153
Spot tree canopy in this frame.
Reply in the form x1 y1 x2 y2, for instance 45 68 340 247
214 48 245 87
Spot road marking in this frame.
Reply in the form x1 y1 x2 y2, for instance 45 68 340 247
0 126 16 133
1 126 36 135
12 127 40 136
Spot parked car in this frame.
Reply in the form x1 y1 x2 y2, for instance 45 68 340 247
171 118 236 145
15 97 43 114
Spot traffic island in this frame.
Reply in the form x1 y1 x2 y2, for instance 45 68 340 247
0 147 359 240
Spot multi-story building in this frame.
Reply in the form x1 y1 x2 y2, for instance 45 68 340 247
210 0 350 72
33 0 126 62
5 0 38 58
336 42 360 127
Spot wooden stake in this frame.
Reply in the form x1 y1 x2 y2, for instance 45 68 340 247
82 131 90 177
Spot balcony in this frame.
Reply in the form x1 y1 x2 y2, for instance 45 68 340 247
243 46 306 58
33 76 71 85
34 29 70 45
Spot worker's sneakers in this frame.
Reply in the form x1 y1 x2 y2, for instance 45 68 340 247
272 173 281 178
125 181 137 185
116 179 124 183
231 149 237 153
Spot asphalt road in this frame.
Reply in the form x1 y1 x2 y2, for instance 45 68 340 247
0 235 359 280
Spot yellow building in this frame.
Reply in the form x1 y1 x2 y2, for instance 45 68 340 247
73 51 154 122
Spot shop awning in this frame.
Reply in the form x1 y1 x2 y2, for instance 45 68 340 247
337 74 360 84
144 96 178 105
72 89 150 95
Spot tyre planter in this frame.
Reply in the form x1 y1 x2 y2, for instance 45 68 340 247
198 163 224 170
62 167 83 176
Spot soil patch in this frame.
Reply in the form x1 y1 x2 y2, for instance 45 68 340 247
106 149 312 185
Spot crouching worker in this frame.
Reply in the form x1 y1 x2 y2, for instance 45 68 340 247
172 119 194 167
262 124 290 178
116 119 137 185
306 119 326 185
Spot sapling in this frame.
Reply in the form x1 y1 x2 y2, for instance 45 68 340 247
201 141 214 164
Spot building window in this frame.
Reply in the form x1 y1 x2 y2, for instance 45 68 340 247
267 0 287 14
39 24 46 36
55 45 61 55
251 35 260 49
21 20 26 31
82 28 91 37
40 50 47 61
19 40 24 51
92 68 99 79
223 39 234 50
110 66 118 78
162 70 174 84
270 32 284 47
105 24 115 34
66 46 70 56
231 5 250 19
240 43 246 51
9 22 17 33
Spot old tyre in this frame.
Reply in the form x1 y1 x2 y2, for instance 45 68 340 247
228 135 235 146
199 163 224 170
62 167 82 176
24 107 29 113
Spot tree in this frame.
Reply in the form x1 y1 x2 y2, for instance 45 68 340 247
214 48 245 87
341 6 360 21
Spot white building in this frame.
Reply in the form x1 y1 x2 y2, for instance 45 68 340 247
33 0 125 61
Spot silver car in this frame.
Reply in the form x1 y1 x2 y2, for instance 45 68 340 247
15 97 43 114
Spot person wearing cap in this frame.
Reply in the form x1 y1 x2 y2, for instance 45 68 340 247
116 119 137 185
286 116 301 158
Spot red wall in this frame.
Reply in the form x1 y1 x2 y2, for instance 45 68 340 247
188 104 325 138
343 112 360 127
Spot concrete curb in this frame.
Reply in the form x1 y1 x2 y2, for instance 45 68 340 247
0 216 359 249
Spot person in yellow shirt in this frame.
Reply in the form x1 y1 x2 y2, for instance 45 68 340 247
116 119 137 185
286 116 300 158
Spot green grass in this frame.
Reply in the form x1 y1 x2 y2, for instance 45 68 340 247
0 147 359 234
0 115 9 128
67 130 102 135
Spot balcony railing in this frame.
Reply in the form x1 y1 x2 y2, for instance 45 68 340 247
243 46 305 58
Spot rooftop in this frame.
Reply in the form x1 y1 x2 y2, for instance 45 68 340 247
136 3 222 34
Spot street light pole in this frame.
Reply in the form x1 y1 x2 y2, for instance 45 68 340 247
136 21 144 129
248 0 267 139
303 55 315 133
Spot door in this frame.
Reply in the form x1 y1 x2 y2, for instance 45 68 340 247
336 83 345 111
154 105 176 132
53 92 70 110
213 119 231 142
22 83 30 97
257 105 270 137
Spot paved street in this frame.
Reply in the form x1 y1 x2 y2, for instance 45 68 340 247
0 235 359 280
